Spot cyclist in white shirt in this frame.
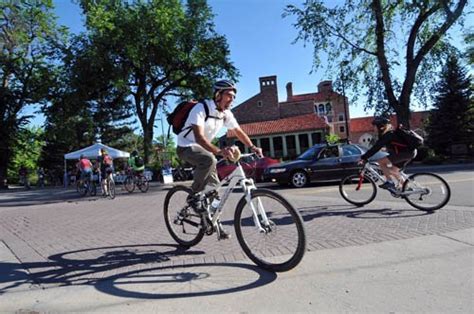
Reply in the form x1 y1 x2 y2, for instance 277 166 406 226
176 80 263 239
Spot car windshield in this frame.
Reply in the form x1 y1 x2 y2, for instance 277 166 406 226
297 146 322 160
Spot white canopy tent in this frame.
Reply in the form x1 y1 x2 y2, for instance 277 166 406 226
63 143 130 187
65 143 130 160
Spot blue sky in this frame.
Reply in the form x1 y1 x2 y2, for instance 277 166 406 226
37 0 471 138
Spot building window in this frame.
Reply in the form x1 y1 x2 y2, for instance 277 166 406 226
299 134 309 153
314 102 333 116
260 138 270 157
327 115 333 123
339 113 345 122
286 135 296 158
235 141 245 153
326 103 332 115
311 132 322 144
273 136 283 158
339 126 345 133
257 100 263 107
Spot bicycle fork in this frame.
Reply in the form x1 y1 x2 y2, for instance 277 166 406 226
242 180 271 234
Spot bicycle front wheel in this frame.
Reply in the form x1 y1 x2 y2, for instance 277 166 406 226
108 179 116 199
138 177 149 193
339 174 377 207
164 185 205 247
403 173 451 211
124 176 135 193
234 189 306 272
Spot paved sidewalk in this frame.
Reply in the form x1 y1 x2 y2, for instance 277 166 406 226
1 228 472 312
0 167 473 313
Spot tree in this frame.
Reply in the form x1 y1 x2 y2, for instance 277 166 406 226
7 127 44 184
0 0 66 188
285 0 468 127
425 54 472 156
78 0 238 163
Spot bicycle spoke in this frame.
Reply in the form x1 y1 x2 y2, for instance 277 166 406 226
164 186 204 247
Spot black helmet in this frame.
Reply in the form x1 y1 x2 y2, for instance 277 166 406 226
372 116 390 127
131 150 138 157
213 80 237 94
80 154 85 159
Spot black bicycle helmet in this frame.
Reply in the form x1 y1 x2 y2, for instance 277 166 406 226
213 80 237 94
131 150 138 157
372 116 390 127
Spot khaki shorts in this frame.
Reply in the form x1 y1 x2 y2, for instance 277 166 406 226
388 150 417 168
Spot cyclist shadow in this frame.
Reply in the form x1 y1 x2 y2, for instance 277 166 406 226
0 243 276 299
298 205 435 220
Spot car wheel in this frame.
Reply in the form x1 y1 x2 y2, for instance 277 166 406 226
290 171 308 188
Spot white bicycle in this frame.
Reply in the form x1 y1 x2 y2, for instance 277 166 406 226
339 160 451 211
164 152 307 272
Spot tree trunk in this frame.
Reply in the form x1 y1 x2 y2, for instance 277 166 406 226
143 125 154 165
0 142 11 189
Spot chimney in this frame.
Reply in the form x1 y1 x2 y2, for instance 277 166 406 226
286 82 293 101
259 75 278 92
317 80 333 93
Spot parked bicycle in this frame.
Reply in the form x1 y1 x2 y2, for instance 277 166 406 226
124 170 149 193
77 174 97 197
164 152 307 272
172 165 194 182
339 160 451 211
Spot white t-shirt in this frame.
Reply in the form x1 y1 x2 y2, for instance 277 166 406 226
177 99 239 147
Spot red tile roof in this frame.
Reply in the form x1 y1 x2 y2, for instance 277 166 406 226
350 111 429 133
227 113 328 138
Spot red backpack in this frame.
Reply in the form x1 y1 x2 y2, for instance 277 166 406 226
166 100 223 138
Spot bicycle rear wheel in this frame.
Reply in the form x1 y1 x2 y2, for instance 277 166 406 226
402 172 450 211
164 185 205 247
339 174 377 207
90 182 97 196
234 189 306 272
124 176 135 193
138 177 149 193
108 179 116 199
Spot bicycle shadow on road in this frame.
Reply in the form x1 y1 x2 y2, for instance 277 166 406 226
0 243 276 299
297 205 435 220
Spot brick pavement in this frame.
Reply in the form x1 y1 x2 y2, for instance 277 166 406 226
0 185 473 293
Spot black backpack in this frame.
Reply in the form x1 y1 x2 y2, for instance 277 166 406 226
135 156 144 167
395 128 424 150
166 100 223 138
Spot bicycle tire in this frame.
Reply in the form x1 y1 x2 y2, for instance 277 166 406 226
339 174 377 207
78 182 87 196
138 177 149 193
124 176 135 193
90 182 97 196
108 179 116 199
234 188 306 272
402 172 451 211
164 185 205 247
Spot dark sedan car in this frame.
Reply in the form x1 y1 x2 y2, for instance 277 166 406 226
264 143 375 188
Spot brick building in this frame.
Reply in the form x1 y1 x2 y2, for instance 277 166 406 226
223 75 350 160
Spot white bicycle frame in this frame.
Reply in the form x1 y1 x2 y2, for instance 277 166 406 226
362 162 425 197
201 154 271 233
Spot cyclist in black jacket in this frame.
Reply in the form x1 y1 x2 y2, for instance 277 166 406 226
360 117 417 190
